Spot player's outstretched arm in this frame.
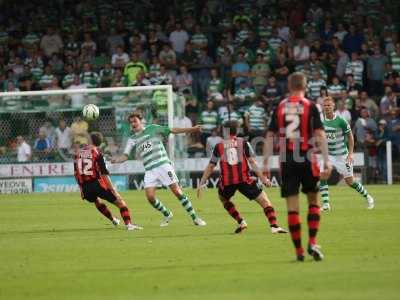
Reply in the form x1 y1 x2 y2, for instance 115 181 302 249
197 163 216 199
171 125 202 135
111 154 129 164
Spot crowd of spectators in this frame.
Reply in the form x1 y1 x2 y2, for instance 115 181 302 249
0 0 399 182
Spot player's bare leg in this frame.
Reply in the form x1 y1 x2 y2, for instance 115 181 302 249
344 176 374 209
254 192 287 234
112 197 143 230
145 187 173 226
306 192 323 261
219 195 246 233
93 198 116 224
286 195 304 261
169 183 206 226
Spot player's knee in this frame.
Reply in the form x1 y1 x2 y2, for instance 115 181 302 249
345 177 353 186
147 196 156 204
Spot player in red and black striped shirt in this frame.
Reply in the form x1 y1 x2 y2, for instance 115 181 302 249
264 72 331 261
74 132 142 231
198 121 287 234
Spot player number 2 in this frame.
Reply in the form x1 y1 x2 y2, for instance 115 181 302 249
78 158 93 176
286 114 300 139
226 148 239 165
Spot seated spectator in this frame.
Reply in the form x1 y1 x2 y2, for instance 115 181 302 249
174 65 193 93
16 136 31 162
169 22 189 57
180 42 198 67
293 39 310 64
187 132 205 158
380 88 399 119
191 24 208 55
206 128 223 157
55 119 72 156
231 51 251 89
150 64 173 85
48 53 64 75
81 32 97 57
158 43 176 69
46 78 66 108
358 90 379 119
39 65 55 89
34 129 52 160
251 54 270 94
307 71 326 100
245 97 267 145
232 80 256 109
262 76 283 111
80 62 99 88
354 108 378 149
99 63 115 87
328 76 346 100
68 75 88 108
199 100 219 144
71 116 89 145
62 64 76 88
124 52 148 86
111 46 129 68
207 68 224 102
345 52 364 87
335 99 352 124
40 26 63 58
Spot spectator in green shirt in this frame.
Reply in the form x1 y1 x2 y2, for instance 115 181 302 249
123 52 147 86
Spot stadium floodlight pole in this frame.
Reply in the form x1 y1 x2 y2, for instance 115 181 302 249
386 140 393 185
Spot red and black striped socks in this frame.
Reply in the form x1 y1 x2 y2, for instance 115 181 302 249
95 202 113 221
264 206 278 227
119 206 132 225
307 204 320 246
223 201 243 224
288 211 303 256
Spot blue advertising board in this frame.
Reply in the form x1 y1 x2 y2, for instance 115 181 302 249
34 176 127 193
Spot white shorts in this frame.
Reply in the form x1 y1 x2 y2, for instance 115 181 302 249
321 155 353 178
144 163 179 188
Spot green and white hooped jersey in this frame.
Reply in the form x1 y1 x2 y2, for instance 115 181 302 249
124 124 171 171
323 114 351 156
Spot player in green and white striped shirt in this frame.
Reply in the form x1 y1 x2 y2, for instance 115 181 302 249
320 97 374 211
112 111 206 227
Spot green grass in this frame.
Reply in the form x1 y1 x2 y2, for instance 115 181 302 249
0 185 399 300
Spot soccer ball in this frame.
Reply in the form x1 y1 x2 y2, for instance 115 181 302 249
82 104 100 121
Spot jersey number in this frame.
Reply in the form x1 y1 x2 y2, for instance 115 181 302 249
285 114 300 139
226 148 239 165
77 158 93 176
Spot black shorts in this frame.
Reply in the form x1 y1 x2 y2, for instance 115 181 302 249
82 181 117 203
280 157 320 198
218 180 263 200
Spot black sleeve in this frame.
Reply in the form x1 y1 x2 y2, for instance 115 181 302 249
209 143 221 165
311 103 323 130
268 108 279 133
97 154 110 175
244 141 255 158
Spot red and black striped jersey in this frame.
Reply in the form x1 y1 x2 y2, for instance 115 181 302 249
74 145 109 188
268 96 323 155
210 137 255 186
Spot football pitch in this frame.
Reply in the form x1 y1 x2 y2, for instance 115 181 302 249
0 185 399 300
